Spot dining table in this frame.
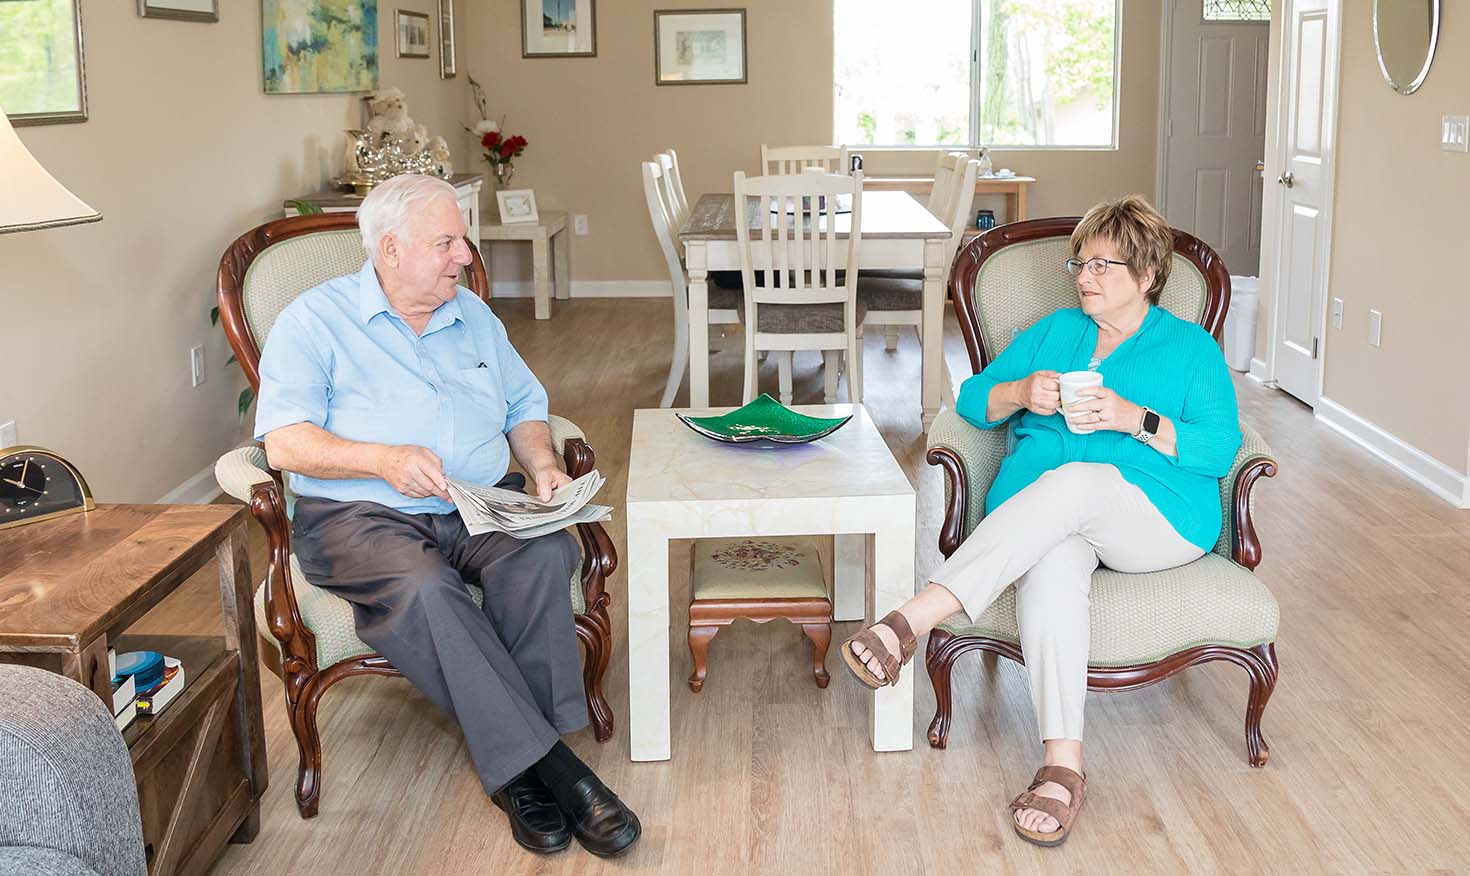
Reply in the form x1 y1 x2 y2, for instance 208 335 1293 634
677 190 954 429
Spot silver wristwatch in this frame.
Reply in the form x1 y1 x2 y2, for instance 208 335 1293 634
1133 407 1160 444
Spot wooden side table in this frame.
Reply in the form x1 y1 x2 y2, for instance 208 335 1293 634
0 504 266 876
480 209 571 320
865 173 1035 229
284 172 484 244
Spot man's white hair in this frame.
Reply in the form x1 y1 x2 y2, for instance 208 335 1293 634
357 173 458 258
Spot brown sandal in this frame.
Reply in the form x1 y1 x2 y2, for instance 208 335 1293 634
839 610 917 689
1009 765 1086 847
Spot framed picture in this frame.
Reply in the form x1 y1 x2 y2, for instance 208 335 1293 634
137 0 219 23
0 0 87 125
522 0 596 58
655 9 746 86
438 0 457 78
397 10 430 58
497 189 540 224
263 0 378 94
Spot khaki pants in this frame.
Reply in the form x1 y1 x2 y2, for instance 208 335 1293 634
929 462 1203 742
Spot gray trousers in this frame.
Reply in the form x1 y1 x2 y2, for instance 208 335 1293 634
292 484 588 795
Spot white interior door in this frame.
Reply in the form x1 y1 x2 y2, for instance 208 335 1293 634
1270 0 1340 405
1161 0 1270 277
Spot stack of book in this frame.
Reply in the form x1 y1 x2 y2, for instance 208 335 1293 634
109 648 186 731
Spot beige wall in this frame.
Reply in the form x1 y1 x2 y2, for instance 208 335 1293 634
466 0 1164 283
1 0 461 502
1257 2 1468 473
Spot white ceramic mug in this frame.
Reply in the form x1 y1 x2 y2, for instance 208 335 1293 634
1059 371 1103 433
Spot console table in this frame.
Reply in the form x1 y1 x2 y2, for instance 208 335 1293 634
0 504 266 876
865 173 1035 233
284 172 484 245
480 209 571 320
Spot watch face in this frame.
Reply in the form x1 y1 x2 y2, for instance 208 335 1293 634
0 453 85 522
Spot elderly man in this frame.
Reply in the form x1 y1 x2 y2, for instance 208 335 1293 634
254 174 639 858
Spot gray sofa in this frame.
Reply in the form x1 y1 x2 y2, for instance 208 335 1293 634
0 665 147 876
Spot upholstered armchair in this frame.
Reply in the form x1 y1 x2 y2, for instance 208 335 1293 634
925 218 1280 766
213 213 616 818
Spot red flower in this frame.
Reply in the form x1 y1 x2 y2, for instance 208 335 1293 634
499 141 515 158
508 135 527 151
481 131 501 148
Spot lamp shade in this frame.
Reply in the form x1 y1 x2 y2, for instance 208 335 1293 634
0 106 101 234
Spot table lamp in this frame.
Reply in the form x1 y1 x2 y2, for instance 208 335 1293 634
0 105 101 233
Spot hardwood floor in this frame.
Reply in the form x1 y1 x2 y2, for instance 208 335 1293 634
135 298 1470 874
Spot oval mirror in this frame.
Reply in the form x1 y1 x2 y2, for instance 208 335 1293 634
1373 0 1440 95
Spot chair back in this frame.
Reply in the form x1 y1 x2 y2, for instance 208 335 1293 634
216 212 489 390
949 217 1230 375
940 157 980 260
733 170 863 310
642 159 688 306
928 151 970 228
760 144 851 175
659 148 691 227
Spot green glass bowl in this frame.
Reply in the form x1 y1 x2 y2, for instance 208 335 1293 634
676 394 853 444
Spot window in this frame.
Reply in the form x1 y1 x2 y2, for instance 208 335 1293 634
834 0 1119 149
1203 0 1270 22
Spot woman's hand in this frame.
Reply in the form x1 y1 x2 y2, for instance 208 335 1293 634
1064 386 1143 434
1015 370 1062 416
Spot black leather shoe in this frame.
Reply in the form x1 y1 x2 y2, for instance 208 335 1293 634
562 775 641 858
491 771 572 854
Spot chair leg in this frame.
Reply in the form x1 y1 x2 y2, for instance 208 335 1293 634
822 351 840 403
575 612 614 742
848 333 864 403
802 623 832 689
925 630 959 749
688 624 721 692
743 330 759 404
776 351 794 406
1244 642 1279 767
292 679 328 818
884 325 900 352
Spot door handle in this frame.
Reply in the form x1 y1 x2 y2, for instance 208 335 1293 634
1277 171 1295 188
1255 160 1265 175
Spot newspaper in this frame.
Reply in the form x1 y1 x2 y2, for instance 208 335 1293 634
446 470 611 539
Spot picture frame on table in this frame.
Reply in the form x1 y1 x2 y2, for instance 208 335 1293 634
397 9 431 59
654 8 746 86
497 189 540 225
522 0 596 58
438 0 457 78
138 0 219 23
0 0 88 125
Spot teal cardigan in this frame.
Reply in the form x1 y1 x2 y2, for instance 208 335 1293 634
955 306 1241 551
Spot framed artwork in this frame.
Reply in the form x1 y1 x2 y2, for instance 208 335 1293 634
262 0 378 95
396 9 430 58
137 0 219 23
497 189 540 224
654 9 746 86
438 0 457 78
522 0 596 58
0 0 87 125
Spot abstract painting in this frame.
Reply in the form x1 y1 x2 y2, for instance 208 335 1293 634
262 0 378 94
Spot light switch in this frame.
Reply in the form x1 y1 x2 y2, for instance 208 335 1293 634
1368 309 1383 348
1441 115 1468 153
1331 297 1343 330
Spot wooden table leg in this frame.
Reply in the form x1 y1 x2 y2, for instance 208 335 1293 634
1016 184 1027 221
532 234 552 320
920 237 948 430
217 521 266 842
61 634 113 705
686 241 711 409
553 229 572 301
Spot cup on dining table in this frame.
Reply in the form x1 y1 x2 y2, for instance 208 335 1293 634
1058 370 1104 433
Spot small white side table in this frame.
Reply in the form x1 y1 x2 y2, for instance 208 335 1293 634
480 210 571 320
283 172 483 244
625 404 917 762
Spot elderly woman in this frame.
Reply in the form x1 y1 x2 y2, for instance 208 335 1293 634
842 194 1240 847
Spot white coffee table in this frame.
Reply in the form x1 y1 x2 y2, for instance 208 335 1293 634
625 404 917 762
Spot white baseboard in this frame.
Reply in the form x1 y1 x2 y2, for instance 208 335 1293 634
156 462 223 505
1247 357 1271 385
1314 396 1470 508
490 280 672 299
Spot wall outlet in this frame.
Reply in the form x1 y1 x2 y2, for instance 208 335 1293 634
573 214 589 236
1331 297 1343 330
1368 309 1383 348
1441 115 1469 153
190 344 207 387
0 420 16 449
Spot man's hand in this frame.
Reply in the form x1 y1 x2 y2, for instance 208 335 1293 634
530 465 572 503
378 445 451 500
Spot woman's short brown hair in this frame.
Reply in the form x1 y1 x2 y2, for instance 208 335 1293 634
1070 194 1174 305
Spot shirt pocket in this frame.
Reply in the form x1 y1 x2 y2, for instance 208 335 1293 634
455 367 508 434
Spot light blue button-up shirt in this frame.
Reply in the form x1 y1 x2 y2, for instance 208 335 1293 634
254 260 548 514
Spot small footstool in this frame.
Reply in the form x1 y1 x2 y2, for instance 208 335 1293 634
687 536 833 692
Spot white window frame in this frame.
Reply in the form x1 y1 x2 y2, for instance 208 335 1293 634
838 0 1123 151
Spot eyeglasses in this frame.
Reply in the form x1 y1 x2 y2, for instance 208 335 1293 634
1065 257 1129 277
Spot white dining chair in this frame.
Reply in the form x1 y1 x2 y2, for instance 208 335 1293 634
643 158 742 408
760 144 852 176
656 151 690 229
733 169 864 405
